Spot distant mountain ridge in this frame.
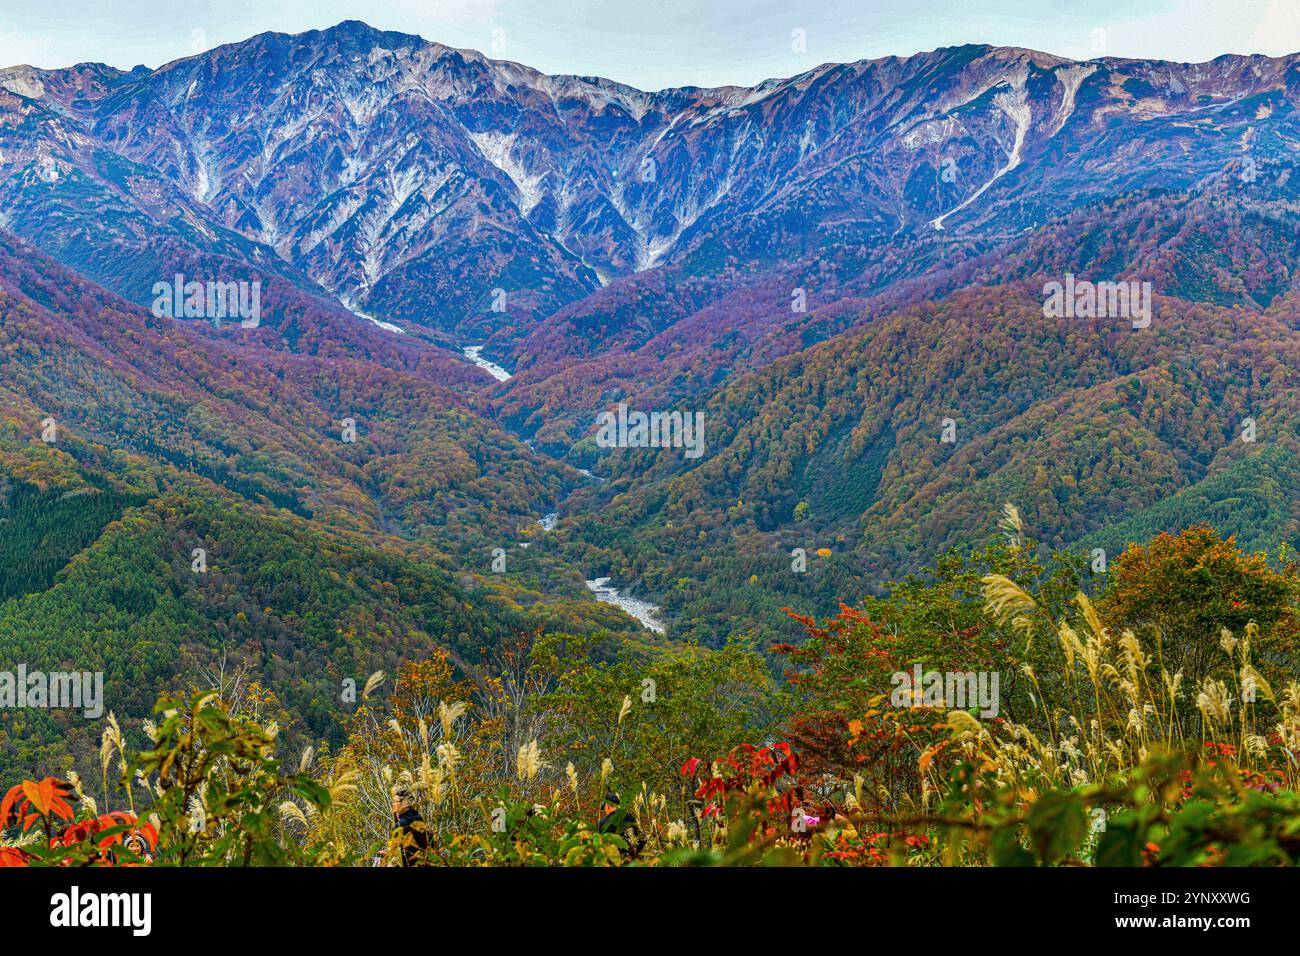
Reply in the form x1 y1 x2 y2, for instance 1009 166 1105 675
3 21 1298 341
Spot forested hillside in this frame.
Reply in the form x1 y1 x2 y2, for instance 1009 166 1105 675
0 237 637 773
544 186 1300 645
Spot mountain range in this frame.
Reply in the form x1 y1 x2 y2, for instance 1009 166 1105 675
3 20 1300 766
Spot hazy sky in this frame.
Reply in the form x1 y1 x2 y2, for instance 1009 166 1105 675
3 0 1300 90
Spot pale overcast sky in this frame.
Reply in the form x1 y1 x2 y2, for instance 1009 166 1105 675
2 0 1300 90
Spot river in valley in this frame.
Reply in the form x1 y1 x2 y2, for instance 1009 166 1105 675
584 577 666 633
463 345 512 381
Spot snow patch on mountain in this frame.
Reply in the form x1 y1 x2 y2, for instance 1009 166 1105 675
0 67 45 100
469 131 548 215
930 68 1032 231
901 116 960 149
357 165 424 284
1050 64 1098 136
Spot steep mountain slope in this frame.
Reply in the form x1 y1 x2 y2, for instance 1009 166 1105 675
0 231 580 538
4 23 1298 348
549 185 1300 644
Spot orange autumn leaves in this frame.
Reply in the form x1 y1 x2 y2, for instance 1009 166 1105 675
1 777 75 831
0 777 157 866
